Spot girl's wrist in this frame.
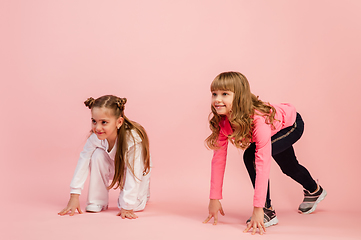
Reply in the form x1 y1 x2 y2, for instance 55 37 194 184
253 206 263 212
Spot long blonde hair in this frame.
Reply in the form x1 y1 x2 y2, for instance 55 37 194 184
206 72 277 150
84 95 151 190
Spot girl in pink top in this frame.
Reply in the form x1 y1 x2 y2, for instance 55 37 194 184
203 72 327 235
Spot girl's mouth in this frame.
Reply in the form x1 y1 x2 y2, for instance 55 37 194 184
215 105 225 108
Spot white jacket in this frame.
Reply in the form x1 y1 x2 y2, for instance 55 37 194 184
70 130 151 210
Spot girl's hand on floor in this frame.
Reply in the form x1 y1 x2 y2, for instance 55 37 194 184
58 194 83 216
203 199 225 225
243 207 266 235
117 208 138 219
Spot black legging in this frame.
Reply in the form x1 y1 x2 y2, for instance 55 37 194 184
243 113 317 208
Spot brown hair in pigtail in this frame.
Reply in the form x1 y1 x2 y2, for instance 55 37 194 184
85 95 150 191
84 97 95 109
115 98 126 112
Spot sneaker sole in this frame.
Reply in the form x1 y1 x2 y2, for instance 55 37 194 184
86 205 108 213
264 216 279 227
299 189 327 214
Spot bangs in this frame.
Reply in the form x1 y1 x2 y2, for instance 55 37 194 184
210 72 236 92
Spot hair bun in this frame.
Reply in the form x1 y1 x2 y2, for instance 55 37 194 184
115 97 127 111
84 97 95 109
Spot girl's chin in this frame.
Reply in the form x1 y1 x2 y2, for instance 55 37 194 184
216 111 229 116
95 134 106 140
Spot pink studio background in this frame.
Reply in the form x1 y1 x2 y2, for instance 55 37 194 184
1 1 360 239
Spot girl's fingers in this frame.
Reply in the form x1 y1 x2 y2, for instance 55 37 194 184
258 223 264 235
118 210 139 219
69 208 76 216
77 207 83 214
203 214 213 223
243 223 251 233
58 208 69 216
261 223 266 233
220 208 225 216
124 212 137 219
244 222 266 235
252 223 257 235
213 214 218 225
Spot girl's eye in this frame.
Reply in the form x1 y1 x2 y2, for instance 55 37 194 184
222 92 228 96
92 120 96 124
102 121 107 125
212 92 217 96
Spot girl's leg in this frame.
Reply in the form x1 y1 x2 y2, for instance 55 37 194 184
87 148 114 209
272 113 326 214
243 143 272 208
243 113 305 208
272 145 326 214
272 146 317 192
271 113 304 155
271 113 317 192
244 145 278 227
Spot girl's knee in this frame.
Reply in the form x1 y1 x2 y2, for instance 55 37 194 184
90 148 108 165
89 148 113 178
279 164 301 178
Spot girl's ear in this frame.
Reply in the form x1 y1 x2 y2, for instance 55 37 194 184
117 117 124 130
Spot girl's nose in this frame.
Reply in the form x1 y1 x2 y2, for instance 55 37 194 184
95 124 102 131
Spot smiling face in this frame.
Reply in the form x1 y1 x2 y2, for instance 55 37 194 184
211 90 234 117
91 107 123 144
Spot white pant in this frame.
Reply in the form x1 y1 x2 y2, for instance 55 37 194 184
87 148 150 211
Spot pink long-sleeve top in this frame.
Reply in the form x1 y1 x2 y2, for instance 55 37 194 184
210 103 297 207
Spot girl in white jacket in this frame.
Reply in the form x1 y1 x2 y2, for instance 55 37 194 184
58 95 151 219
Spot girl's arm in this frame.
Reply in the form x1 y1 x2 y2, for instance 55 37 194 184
204 127 229 225
251 117 272 208
59 134 99 216
70 134 99 194
243 116 272 234
209 133 229 200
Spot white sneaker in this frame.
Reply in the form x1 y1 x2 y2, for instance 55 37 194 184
85 204 108 213
298 185 327 214
246 207 279 228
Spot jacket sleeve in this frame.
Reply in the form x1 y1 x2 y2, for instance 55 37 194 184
252 117 272 207
118 142 145 210
209 131 229 200
70 134 98 194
